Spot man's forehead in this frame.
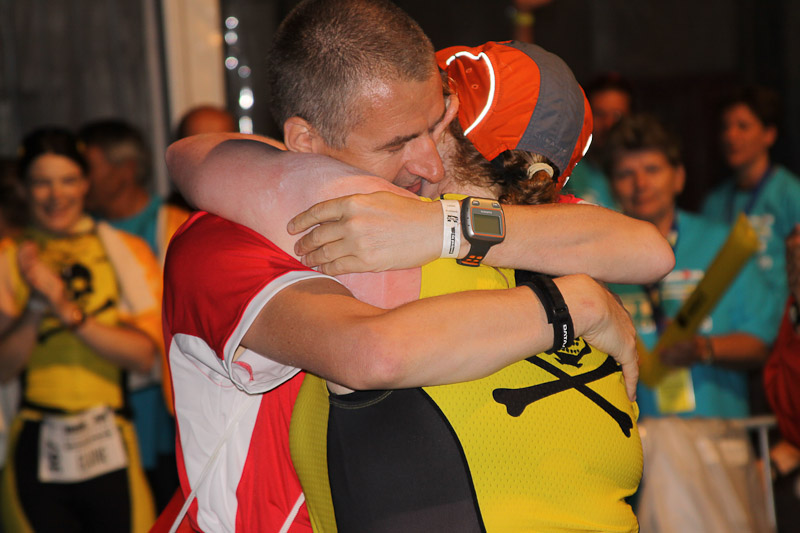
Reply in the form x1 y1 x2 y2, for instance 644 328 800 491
616 149 670 168
355 73 444 128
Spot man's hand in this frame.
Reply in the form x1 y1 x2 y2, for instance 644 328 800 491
555 274 639 401
287 192 442 275
787 223 800 304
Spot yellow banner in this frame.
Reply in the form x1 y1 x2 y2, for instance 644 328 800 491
639 213 761 388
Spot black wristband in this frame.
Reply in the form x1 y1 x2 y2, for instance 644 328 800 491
520 274 575 351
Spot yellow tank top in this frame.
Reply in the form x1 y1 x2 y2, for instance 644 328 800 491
292 236 641 533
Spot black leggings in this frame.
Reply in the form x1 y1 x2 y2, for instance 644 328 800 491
12 420 132 533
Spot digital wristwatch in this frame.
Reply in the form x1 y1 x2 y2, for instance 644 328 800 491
457 197 506 267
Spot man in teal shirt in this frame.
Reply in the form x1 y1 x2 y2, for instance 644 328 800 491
605 114 776 418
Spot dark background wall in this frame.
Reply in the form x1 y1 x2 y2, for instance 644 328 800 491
1 0 798 210
529 0 800 211
0 0 160 158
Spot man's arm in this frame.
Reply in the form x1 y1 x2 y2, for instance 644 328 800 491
165 211 639 399
169 133 673 283
166 134 418 256
288 192 675 283
241 274 638 398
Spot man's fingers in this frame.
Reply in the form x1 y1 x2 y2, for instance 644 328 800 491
301 240 350 269
314 256 366 277
288 197 349 235
303 240 383 275
294 223 345 256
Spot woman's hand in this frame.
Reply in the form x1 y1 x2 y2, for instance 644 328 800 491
17 241 66 308
16 241 80 326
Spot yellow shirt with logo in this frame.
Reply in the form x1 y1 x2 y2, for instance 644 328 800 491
292 253 642 531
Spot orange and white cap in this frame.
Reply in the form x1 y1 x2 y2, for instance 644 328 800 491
436 41 593 191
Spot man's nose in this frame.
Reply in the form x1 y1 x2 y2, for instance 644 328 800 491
406 135 444 183
633 171 648 190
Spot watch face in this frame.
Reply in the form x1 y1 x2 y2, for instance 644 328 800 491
472 211 502 236
464 198 505 243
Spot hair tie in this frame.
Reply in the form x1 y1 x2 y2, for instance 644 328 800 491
527 162 554 178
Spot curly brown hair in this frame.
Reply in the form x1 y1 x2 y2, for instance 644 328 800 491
447 118 559 206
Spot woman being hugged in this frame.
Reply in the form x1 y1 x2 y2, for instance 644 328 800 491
0 128 160 533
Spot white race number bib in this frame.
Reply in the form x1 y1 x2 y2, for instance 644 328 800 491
38 406 128 483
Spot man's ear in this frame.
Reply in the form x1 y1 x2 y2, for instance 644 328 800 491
445 93 460 124
433 94 459 144
765 125 778 149
283 116 322 154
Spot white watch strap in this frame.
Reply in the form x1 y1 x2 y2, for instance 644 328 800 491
440 199 462 259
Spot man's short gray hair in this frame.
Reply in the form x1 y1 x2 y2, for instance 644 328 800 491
268 0 436 148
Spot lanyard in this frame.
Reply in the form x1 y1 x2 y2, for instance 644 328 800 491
726 165 774 224
641 216 679 336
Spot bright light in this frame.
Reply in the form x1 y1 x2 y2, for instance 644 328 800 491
225 31 238 45
225 56 239 70
225 17 239 29
239 87 254 110
239 116 253 134
582 134 593 156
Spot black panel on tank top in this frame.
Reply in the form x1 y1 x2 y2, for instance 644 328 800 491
327 388 485 533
